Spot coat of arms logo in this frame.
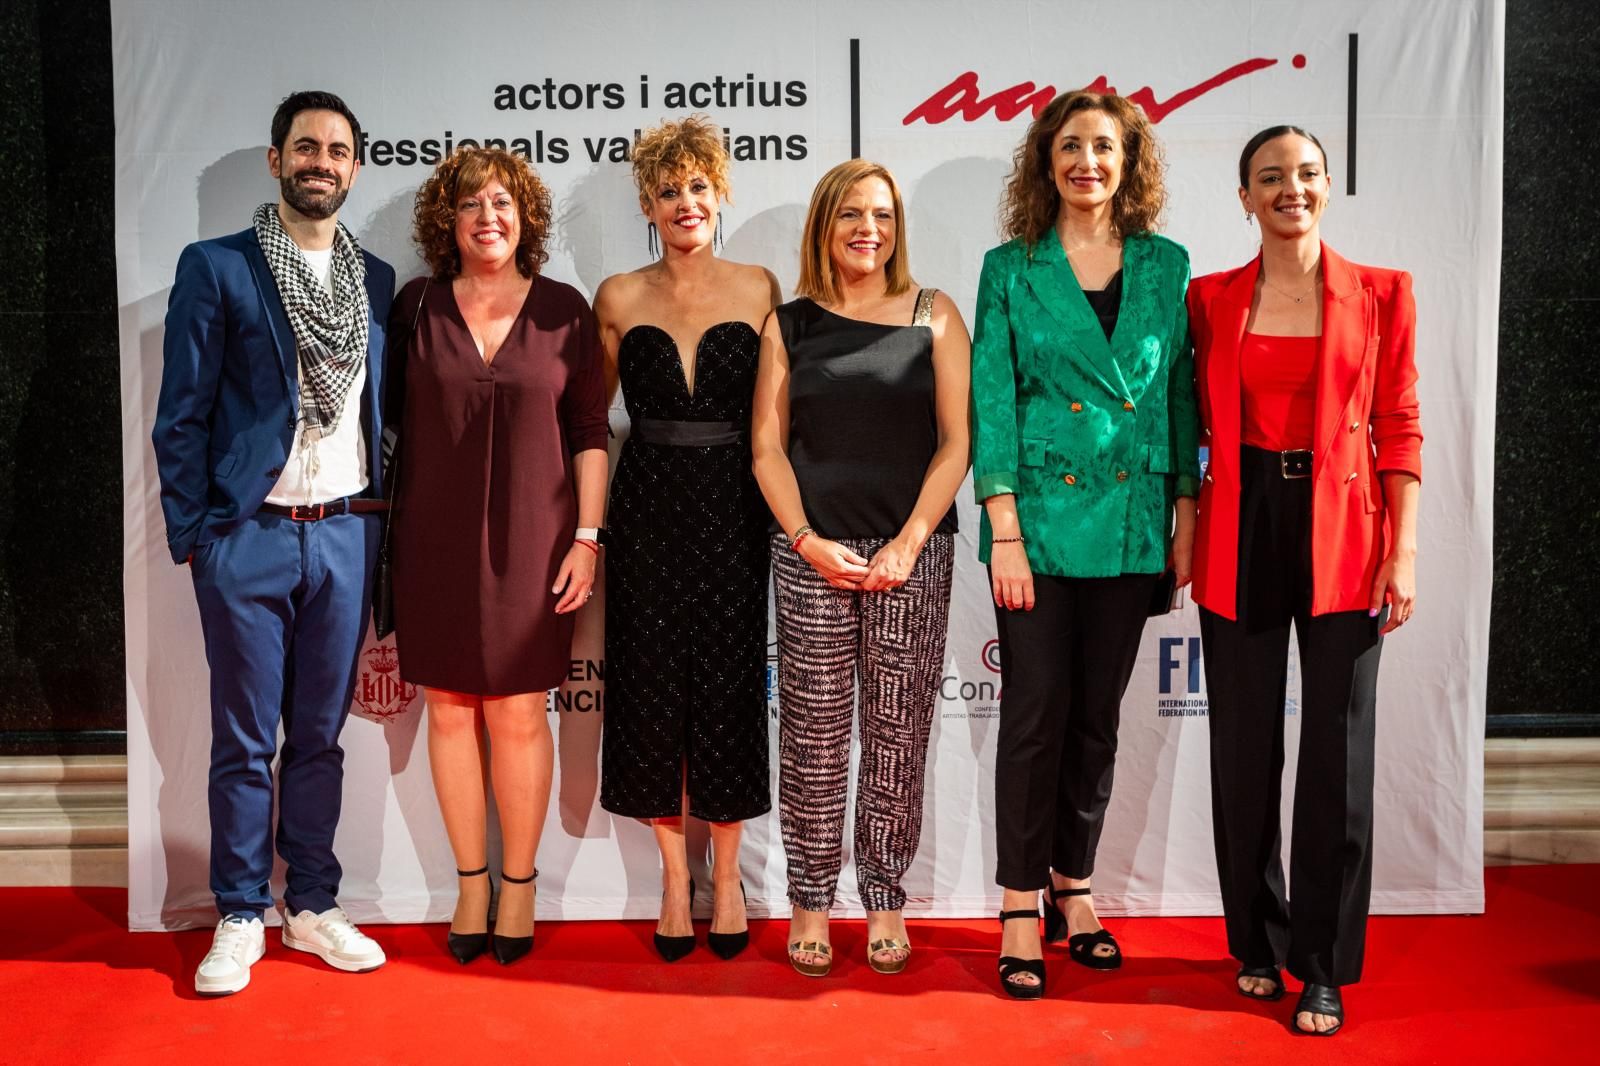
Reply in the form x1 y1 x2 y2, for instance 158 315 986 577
353 643 420 723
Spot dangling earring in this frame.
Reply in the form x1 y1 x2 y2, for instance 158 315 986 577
714 211 725 253
1245 213 1254 226
647 221 660 259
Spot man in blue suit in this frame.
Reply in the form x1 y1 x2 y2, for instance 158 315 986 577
153 90 395 996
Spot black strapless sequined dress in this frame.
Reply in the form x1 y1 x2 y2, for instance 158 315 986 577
601 321 772 821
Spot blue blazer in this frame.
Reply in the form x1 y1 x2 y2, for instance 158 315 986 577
152 227 395 564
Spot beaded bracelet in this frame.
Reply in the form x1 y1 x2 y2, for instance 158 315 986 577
790 524 815 552
992 536 1025 544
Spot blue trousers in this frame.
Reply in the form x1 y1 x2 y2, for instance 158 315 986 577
190 509 380 920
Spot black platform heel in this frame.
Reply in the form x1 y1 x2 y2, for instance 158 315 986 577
654 879 697 962
447 866 491 965
997 909 1046 1000
491 869 536 966
707 881 748 961
1050 885 1122 970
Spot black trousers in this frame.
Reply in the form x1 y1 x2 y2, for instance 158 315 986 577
1200 445 1383 987
993 571 1158 890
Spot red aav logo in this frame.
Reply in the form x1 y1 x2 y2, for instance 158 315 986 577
353 643 421 723
903 55 1305 126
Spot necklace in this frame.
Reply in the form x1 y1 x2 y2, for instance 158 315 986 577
1262 269 1321 304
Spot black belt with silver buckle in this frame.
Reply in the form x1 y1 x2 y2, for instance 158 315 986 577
258 498 389 521
1279 450 1313 479
630 418 741 447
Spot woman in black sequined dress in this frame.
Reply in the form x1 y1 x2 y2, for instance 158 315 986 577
593 116 780 961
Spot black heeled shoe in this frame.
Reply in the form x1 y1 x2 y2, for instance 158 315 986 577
446 866 491 965
491 869 536 966
1048 885 1123 970
707 881 748 961
1293 983 1344 1036
997 908 1046 1000
1236 964 1286 1002
654 879 696 962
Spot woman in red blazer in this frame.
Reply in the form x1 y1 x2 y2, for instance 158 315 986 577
1186 126 1420 1037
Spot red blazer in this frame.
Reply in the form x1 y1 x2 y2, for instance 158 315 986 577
1187 244 1422 620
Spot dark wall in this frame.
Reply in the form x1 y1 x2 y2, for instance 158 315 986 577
0 2 124 753
0 3 1592 752
1486 2 1600 735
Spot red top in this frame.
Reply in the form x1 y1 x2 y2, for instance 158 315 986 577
1239 332 1318 451
1185 245 1424 620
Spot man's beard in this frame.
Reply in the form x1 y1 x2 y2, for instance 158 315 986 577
280 170 349 220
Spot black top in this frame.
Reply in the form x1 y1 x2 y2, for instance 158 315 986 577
775 296 957 538
1082 269 1123 340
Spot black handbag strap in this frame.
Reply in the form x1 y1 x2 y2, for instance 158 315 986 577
379 279 428 560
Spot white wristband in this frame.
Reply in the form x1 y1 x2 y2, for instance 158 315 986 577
574 527 600 542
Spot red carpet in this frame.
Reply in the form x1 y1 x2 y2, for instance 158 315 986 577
3 865 1597 1065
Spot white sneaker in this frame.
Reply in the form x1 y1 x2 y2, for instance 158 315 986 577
281 905 387 972
194 915 265 996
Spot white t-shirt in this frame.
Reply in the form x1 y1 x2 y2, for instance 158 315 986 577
263 246 369 505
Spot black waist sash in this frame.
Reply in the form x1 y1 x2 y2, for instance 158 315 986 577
630 418 741 447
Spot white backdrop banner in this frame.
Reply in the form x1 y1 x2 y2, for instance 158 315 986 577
116 0 1499 929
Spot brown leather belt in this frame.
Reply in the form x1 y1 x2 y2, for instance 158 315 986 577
258 498 389 521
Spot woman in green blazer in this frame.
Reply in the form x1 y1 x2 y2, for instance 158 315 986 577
972 91 1199 999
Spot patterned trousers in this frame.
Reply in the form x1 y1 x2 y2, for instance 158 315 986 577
771 533 954 912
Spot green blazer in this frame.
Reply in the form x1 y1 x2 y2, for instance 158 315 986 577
970 231 1199 577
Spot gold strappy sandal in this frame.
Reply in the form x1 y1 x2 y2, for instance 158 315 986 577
787 939 833 977
867 937 912 975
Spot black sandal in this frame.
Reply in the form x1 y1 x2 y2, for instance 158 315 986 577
1050 886 1123 970
1043 884 1068 943
1292 983 1345 1036
1236 964 1286 1001
997 909 1046 1000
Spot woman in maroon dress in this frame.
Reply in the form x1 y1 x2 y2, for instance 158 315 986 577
387 148 608 966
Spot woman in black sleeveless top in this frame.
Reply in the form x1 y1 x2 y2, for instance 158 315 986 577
752 159 971 978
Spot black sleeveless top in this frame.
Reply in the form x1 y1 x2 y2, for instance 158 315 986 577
774 292 958 538
1083 269 1123 340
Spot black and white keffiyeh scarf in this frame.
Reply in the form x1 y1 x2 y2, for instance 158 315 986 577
252 203 370 457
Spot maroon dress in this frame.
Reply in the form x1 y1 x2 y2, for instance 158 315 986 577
388 275 608 695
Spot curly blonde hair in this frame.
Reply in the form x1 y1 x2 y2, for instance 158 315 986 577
413 147 552 279
631 115 731 209
998 91 1167 248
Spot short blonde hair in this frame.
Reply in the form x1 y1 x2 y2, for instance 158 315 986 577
631 115 731 209
796 159 912 304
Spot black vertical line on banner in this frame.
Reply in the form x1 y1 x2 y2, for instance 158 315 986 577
1347 33 1359 195
850 38 861 158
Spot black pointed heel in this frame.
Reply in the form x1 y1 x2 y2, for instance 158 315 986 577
707 881 748 961
447 866 491 965
1293 983 1344 1036
997 909 1046 1000
491 869 536 966
1051 885 1122 970
654 879 696 962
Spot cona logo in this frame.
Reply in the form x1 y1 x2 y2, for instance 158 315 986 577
903 55 1305 126
353 643 421 723
981 638 1002 674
